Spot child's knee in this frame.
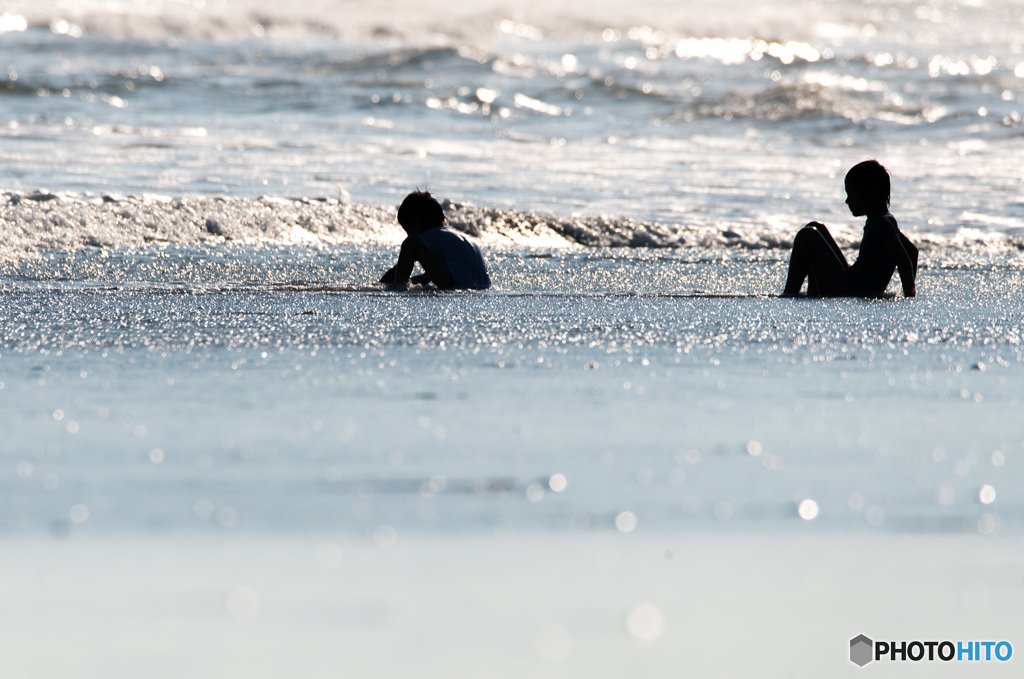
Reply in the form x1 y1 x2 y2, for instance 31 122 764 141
793 227 816 246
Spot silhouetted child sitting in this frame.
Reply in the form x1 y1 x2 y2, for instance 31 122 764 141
783 159 917 298
380 191 491 290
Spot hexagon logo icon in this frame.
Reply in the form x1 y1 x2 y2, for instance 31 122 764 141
850 634 874 667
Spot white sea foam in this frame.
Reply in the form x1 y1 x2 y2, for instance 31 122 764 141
0 193 395 262
3 191 1022 264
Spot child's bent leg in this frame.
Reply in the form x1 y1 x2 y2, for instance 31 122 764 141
783 226 848 296
783 227 815 295
812 223 850 269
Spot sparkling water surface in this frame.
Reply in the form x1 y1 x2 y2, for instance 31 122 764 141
2 244 1021 539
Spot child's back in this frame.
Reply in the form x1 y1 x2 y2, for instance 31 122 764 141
846 213 918 294
418 225 490 290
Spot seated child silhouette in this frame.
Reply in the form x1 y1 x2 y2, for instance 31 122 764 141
380 191 491 290
783 160 917 298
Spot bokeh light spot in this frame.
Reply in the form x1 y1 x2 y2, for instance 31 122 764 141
69 504 89 524
615 511 637 533
626 603 664 643
226 586 260 620
373 524 396 547
534 623 572 661
798 499 819 520
217 507 239 528
316 542 343 568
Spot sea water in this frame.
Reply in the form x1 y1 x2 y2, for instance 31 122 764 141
2 1 1024 676
2 242 1023 536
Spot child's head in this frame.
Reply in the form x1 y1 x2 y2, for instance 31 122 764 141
397 191 445 235
844 160 890 216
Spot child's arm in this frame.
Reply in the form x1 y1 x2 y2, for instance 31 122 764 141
899 232 918 278
380 237 418 285
888 231 917 297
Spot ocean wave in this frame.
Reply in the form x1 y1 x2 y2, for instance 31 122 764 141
2 191 1022 264
663 83 925 125
5 0 1021 48
0 1 835 44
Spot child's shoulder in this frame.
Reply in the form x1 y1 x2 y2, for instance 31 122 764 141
419 224 452 238
867 212 900 231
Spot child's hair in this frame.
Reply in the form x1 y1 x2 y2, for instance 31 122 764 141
845 160 891 206
397 190 446 230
